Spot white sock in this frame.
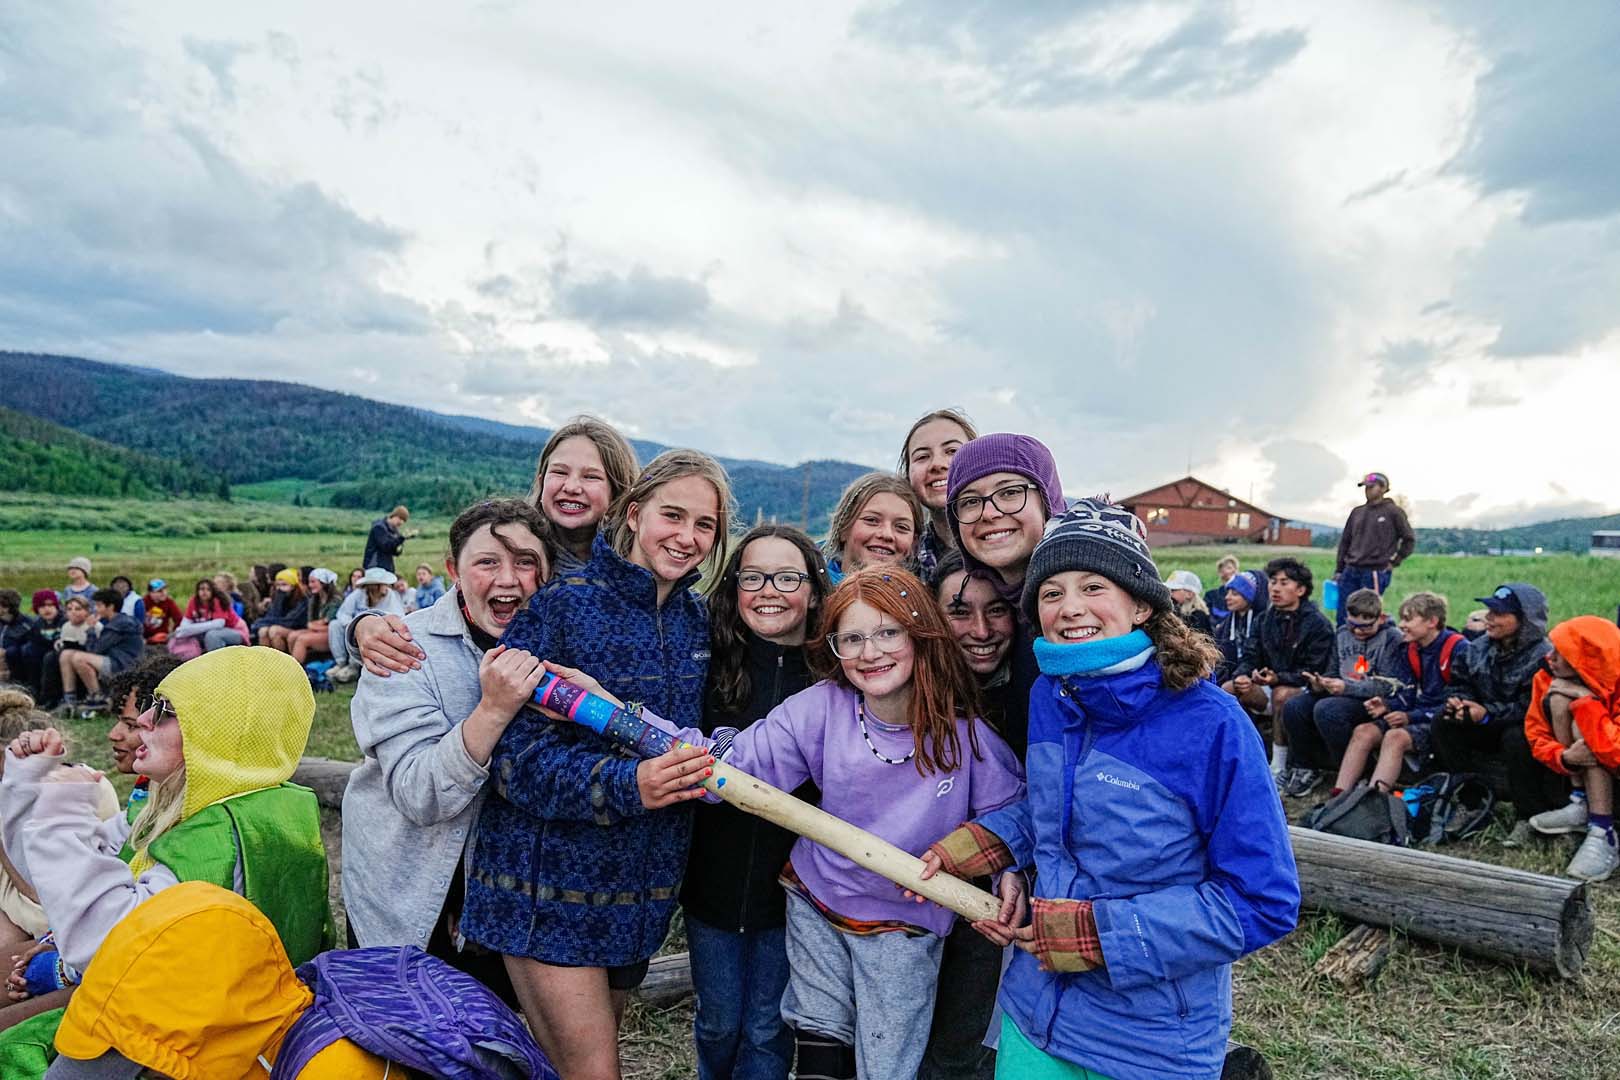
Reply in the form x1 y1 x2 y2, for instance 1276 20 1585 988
1271 745 1288 772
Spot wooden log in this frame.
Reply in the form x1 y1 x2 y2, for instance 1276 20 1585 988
1290 826 1591 977
293 756 357 810
1311 923 1394 987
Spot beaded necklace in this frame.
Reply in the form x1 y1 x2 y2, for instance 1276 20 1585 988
857 695 915 766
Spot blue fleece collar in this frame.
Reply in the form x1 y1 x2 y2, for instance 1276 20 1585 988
1033 628 1153 676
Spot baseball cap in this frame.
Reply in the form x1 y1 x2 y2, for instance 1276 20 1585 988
1357 472 1389 488
1164 569 1203 594
1475 584 1523 617
147 578 167 591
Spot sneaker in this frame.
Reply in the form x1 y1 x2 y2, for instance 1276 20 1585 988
1503 820 1536 848
1530 800 1589 836
81 693 109 711
1564 827 1619 883
1283 768 1323 799
329 663 360 684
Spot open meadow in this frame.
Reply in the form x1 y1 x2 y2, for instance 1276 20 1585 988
7 500 1620 1077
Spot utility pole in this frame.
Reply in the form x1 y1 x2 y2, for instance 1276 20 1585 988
801 464 812 532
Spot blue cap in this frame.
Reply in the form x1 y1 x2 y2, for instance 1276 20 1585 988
148 578 166 591
1475 584 1522 616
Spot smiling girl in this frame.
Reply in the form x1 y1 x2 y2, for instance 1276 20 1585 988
683 524 829 1080
528 416 641 571
900 408 978 584
920 502 1298 1080
462 449 732 1080
824 473 925 584
343 498 552 1003
575 567 1022 1079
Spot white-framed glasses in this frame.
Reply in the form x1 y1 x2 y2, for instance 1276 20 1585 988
826 625 909 660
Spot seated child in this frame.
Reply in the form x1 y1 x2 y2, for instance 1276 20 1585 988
57 592 142 712
1165 570 1213 635
920 501 1298 1080
1213 570 1263 685
1524 616 1620 882
0 646 333 1073
1327 592 1465 799
42 882 556 1080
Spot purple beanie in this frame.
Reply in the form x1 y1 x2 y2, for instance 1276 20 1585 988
946 433 1066 587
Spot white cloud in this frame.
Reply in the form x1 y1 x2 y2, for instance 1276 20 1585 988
0 0 1616 526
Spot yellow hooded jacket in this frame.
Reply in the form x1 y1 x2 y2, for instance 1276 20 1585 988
55 881 387 1079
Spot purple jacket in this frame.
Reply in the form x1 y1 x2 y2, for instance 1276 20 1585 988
653 680 1024 936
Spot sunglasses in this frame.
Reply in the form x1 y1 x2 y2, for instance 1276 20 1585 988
133 693 179 730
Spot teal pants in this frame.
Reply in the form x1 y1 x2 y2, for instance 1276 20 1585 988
996 1015 1115 1080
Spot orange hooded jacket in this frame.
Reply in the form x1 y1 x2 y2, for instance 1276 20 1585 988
1523 616 1620 775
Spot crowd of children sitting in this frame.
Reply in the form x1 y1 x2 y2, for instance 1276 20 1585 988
0 410 1613 1079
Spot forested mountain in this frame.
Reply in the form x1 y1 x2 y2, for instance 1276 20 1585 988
0 407 228 500
0 353 871 529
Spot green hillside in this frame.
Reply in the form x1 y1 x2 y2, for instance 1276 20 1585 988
0 353 870 528
0 406 228 500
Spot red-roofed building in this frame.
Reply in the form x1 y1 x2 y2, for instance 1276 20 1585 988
1118 476 1312 547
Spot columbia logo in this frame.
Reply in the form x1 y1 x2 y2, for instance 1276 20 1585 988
1096 772 1141 791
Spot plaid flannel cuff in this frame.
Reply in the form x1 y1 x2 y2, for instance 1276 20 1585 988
1030 897 1103 973
928 822 1015 880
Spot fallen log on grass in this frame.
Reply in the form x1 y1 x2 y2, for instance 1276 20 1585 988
1290 826 1591 978
293 756 357 810
1311 923 1395 987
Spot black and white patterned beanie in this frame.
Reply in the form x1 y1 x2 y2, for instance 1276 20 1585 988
1021 499 1171 623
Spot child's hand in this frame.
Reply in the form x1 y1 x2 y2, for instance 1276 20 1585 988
7 729 64 761
636 745 713 810
902 851 945 904
476 645 544 717
1364 697 1388 719
1232 675 1253 694
1562 740 1597 769
355 613 423 677
1317 676 1346 695
1385 711 1410 729
970 873 1031 946
1253 668 1278 687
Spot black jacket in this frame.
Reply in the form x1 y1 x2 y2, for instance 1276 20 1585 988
363 518 406 572
1237 600 1336 687
1451 583 1552 732
680 633 818 931
1214 609 1258 683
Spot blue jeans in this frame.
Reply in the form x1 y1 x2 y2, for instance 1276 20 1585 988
1336 567 1392 626
688 914 794 1080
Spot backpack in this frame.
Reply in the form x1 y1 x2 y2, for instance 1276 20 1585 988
1407 632 1464 685
271 946 558 1080
1399 772 1496 845
1301 782 1409 845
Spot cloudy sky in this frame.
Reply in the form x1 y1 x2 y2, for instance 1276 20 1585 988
3 1 1617 527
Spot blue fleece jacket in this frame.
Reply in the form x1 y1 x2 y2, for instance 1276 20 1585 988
461 535 709 967
976 649 1299 1080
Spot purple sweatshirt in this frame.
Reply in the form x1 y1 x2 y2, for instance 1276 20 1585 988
650 680 1024 937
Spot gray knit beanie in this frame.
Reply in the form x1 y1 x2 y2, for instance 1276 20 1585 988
1021 499 1171 623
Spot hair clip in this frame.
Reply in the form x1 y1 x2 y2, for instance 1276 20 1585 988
899 589 908 597
911 610 920 618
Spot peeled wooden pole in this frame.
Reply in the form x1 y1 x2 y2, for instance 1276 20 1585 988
533 673 1001 922
1290 826 1592 978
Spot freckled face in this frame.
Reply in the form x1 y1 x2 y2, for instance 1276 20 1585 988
836 600 914 699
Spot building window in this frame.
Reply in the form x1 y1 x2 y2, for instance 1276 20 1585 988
1227 512 1251 529
1146 507 1170 525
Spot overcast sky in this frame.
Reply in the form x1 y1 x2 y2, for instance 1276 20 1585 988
3 1 1617 527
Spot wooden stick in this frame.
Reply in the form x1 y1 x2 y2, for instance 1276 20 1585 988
703 758 1001 923
1311 923 1394 987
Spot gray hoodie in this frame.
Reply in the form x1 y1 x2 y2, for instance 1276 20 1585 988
1331 620 1409 699
1453 582 1552 728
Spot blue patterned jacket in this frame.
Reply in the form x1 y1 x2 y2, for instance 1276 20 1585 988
461 535 710 966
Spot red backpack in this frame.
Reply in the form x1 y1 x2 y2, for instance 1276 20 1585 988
1407 631 1464 685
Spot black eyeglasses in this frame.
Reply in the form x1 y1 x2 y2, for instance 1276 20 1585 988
737 570 811 594
950 483 1038 524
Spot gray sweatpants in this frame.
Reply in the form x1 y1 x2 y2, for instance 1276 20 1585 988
781 891 945 1079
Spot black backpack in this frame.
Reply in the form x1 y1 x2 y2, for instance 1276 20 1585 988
1399 772 1496 845
1300 782 1409 846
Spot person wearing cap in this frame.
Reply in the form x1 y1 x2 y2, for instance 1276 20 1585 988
1333 473 1414 628
1213 569 1265 684
250 568 310 648
138 580 183 648
59 559 96 608
919 500 1298 1080
362 504 415 574
1165 569 1213 636
1435 583 1561 845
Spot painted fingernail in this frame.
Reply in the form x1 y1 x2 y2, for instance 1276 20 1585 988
704 768 712 777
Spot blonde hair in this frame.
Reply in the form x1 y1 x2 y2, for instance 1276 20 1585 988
128 764 187 864
1217 554 1240 573
212 571 238 592
825 473 925 567
609 449 735 578
528 416 641 509
1399 591 1448 626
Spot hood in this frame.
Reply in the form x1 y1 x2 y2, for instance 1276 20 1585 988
1548 616 1620 708
56 882 312 1078
1502 582 1550 641
156 646 314 824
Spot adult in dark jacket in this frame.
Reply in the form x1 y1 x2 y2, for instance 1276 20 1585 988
1434 583 1562 837
363 505 413 572
1333 472 1415 626
1233 558 1336 787
683 526 826 1080
59 589 144 707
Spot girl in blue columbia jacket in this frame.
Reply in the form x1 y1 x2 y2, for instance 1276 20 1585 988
461 450 733 1080
923 501 1299 1080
